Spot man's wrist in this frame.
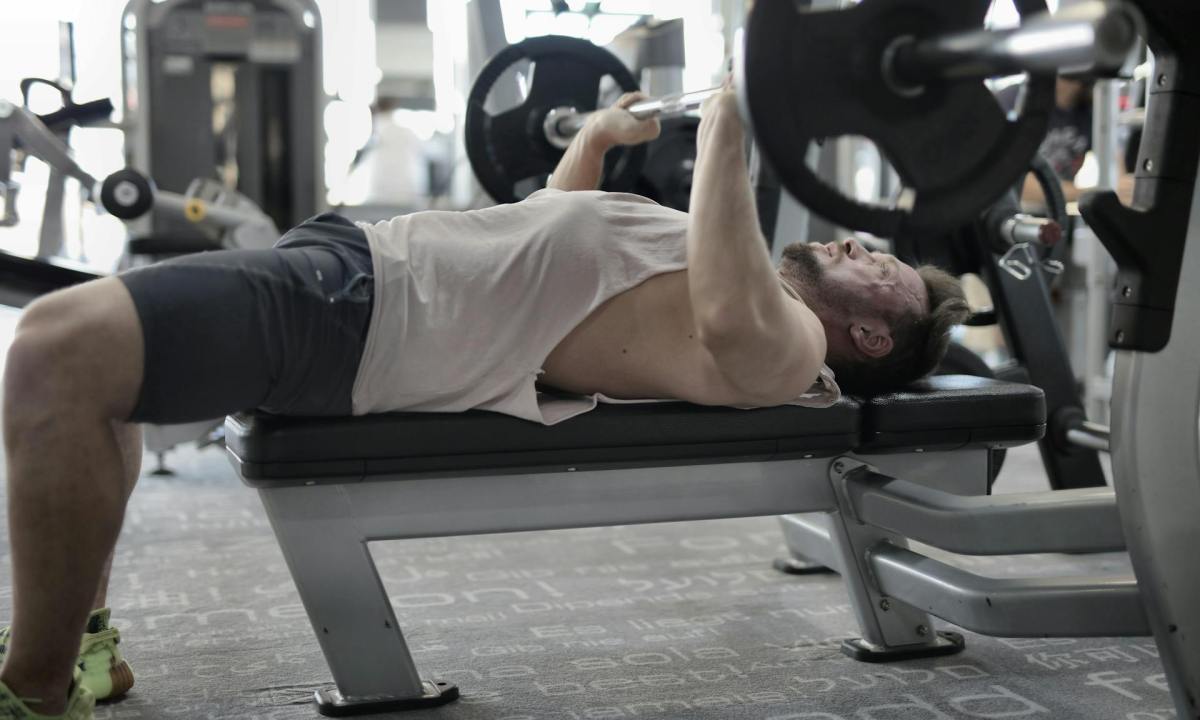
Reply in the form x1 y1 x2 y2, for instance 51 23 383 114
579 118 619 153
708 104 745 142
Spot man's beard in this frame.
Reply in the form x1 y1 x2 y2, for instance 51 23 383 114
779 243 826 309
779 242 871 320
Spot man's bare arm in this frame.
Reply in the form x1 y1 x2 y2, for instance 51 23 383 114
546 125 614 192
688 87 826 404
547 93 660 192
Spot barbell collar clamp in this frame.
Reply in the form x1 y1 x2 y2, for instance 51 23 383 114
543 107 580 149
1002 214 1063 248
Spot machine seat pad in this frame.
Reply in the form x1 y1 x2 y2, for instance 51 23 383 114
857 375 1046 452
227 397 861 485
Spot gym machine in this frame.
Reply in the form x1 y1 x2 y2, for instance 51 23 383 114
1 98 279 267
101 168 280 258
0 87 113 303
119 0 324 247
0 93 280 470
770 0 1200 714
882 154 1112 491
223 1 1200 717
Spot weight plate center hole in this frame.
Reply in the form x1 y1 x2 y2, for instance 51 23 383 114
881 35 926 99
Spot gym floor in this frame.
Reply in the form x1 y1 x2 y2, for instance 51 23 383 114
0 305 1168 720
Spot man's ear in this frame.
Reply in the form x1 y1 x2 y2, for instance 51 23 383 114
849 322 893 359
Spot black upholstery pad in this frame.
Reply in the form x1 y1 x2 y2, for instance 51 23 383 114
227 398 861 484
226 376 1047 486
857 375 1046 452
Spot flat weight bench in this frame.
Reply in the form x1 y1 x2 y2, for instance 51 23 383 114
225 375 1150 716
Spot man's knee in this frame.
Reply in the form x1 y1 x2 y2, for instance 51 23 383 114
4 280 144 424
5 302 96 422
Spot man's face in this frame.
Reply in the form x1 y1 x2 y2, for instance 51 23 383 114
780 238 928 345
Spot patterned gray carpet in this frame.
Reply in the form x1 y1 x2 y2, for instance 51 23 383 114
0 305 1171 720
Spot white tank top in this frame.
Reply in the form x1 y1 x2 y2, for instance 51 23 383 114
352 188 840 424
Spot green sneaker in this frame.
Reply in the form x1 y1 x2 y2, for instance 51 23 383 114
0 677 93 720
76 610 133 702
0 628 94 720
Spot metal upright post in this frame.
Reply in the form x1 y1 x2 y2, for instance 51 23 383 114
1083 79 1121 423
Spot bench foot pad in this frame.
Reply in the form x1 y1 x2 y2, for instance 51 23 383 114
841 631 965 663
316 680 460 716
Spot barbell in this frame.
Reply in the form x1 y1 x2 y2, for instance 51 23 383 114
466 0 1137 234
544 1 1134 147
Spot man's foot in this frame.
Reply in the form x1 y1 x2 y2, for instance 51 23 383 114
0 665 94 720
76 610 133 702
0 611 132 708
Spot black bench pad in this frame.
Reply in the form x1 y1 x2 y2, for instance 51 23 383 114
227 397 861 486
857 375 1046 452
226 376 1045 487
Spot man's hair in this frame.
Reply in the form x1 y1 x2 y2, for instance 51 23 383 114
828 265 970 396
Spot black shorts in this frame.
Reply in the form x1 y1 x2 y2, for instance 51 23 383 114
118 213 375 424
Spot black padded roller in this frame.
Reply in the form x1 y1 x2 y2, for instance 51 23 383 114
100 169 155 220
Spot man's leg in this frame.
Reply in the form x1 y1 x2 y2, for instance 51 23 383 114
1 226 373 713
92 421 143 611
1 278 144 713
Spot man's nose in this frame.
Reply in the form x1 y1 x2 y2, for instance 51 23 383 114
842 238 861 259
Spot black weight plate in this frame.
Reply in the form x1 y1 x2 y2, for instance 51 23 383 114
1027 152 1069 231
742 0 1055 238
636 116 699 212
465 35 645 204
1018 151 1071 283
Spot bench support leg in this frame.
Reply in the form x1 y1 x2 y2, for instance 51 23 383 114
821 457 966 662
779 452 990 661
775 513 840 574
257 485 459 716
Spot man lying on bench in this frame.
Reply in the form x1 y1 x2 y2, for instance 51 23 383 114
0 85 968 718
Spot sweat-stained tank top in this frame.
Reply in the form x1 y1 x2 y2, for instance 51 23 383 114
352 188 840 425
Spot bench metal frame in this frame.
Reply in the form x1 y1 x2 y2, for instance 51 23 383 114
247 445 1154 715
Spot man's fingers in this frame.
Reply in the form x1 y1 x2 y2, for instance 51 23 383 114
639 117 662 142
615 91 649 110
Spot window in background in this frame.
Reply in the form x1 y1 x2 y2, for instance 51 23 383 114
986 0 1061 29
1 2 128 267
317 0 380 204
